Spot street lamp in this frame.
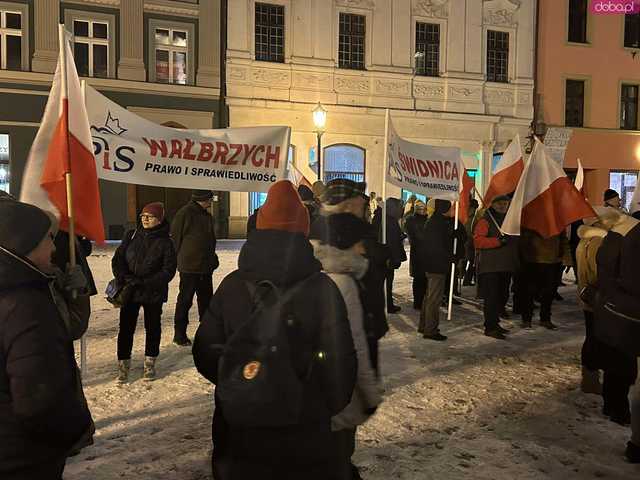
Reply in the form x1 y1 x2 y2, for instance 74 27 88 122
312 103 327 181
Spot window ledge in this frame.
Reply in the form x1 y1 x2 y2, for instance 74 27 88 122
566 41 592 48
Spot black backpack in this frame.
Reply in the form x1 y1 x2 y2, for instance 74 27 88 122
216 274 320 428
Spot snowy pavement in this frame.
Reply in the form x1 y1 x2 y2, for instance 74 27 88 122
64 242 640 480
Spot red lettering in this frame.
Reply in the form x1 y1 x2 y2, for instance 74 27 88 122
143 138 168 158
427 161 440 178
409 157 417 176
417 159 428 177
252 145 265 167
183 139 197 160
242 144 257 165
213 142 229 164
227 144 243 165
197 142 214 161
102 151 111 170
265 145 280 168
169 139 183 159
444 161 451 180
452 163 459 180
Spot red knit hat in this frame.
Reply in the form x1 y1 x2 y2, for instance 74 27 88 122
257 180 310 236
141 202 165 222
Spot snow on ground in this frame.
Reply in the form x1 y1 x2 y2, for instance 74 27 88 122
64 241 640 480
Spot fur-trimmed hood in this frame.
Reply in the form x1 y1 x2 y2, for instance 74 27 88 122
577 225 608 240
310 240 369 280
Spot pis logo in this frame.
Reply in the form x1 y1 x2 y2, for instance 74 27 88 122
590 0 640 14
91 112 135 172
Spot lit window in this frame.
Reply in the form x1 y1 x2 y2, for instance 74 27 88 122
0 134 10 194
250 145 295 215
72 19 109 78
609 171 638 211
154 27 188 84
323 145 365 182
0 10 22 70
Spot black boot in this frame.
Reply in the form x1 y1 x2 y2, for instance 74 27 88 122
625 441 640 463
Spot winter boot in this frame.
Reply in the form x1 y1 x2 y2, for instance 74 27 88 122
117 360 130 384
143 356 157 381
580 367 602 395
625 441 640 463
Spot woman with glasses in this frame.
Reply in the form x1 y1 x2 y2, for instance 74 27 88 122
112 202 177 383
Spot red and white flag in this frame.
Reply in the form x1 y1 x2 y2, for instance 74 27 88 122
484 134 524 204
575 158 585 192
287 163 313 188
501 140 596 238
20 28 104 242
458 169 475 225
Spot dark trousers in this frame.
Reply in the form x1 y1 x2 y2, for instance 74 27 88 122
463 259 476 285
412 275 427 309
480 272 510 331
174 272 213 337
117 302 162 360
600 339 638 419
385 269 396 309
521 263 559 323
582 311 601 371
330 428 360 480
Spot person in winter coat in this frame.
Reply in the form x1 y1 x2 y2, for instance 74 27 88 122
298 184 320 225
192 180 357 480
473 195 519 340
311 213 384 480
518 229 571 329
112 202 177 382
405 200 428 309
603 188 623 211
172 190 218 346
372 197 407 314
52 231 97 297
0 201 92 479
595 212 640 430
420 199 455 341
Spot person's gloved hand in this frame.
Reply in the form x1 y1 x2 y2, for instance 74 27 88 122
499 236 508 246
63 264 88 292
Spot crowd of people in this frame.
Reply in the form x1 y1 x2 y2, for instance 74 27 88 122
0 178 639 478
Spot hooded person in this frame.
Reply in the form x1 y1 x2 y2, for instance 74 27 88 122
192 180 357 480
171 190 218 346
404 200 428 309
603 188 623 211
112 202 177 382
0 201 92 479
312 178 390 372
473 195 519 340
310 213 384 479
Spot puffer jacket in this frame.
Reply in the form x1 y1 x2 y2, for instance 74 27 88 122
171 201 217 274
0 249 91 479
311 242 384 431
112 221 177 305
520 229 572 265
575 225 607 311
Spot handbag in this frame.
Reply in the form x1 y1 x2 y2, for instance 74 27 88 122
105 278 132 308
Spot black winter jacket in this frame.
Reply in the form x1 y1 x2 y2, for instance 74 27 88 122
192 229 357 476
171 201 217 274
405 214 428 277
0 250 91 479
422 206 461 275
52 232 97 296
112 221 177 305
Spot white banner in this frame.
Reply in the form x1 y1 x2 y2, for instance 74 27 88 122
543 127 573 166
386 117 461 201
85 85 291 192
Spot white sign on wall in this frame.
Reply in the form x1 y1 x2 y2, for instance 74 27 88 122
544 128 573 166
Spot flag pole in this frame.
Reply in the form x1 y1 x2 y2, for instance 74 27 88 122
382 109 389 313
447 200 460 321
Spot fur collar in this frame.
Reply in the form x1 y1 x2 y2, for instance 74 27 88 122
611 215 640 237
577 225 607 240
310 240 369 279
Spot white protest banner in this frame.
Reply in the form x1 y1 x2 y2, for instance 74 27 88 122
85 85 291 192
543 127 573 166
386 116 461 201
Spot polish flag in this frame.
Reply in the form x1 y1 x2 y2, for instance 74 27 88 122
574 158 585 192
20 28 104 242
287 163 313 188
501 140 596 238
458 169 476 225
484 134 524 204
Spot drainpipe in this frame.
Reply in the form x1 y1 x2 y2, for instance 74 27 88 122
220 0 229 128
530 0 541 153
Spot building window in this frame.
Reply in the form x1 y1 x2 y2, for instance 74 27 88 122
0 8 23 70
487 30 509 83
625 13 640 48
154 27 188 84
323 144 365 182
621 84 639 130
0 134 9 194
72 20 109 78
610 171 638 211
415 22 439 77
568 0 588 43
338 13 366 70
565 79 585 127
255 3 284 63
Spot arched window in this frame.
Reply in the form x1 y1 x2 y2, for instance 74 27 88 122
249 145 295 215
323 144 365 182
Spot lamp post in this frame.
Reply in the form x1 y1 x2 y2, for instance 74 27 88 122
312 102 327 181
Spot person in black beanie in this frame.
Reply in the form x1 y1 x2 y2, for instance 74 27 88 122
604 189 623 211
298 184 319 225
0 201 92 479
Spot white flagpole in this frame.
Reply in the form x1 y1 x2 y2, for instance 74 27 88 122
80 79 88 378
447 200 460 321
382 109 389 245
